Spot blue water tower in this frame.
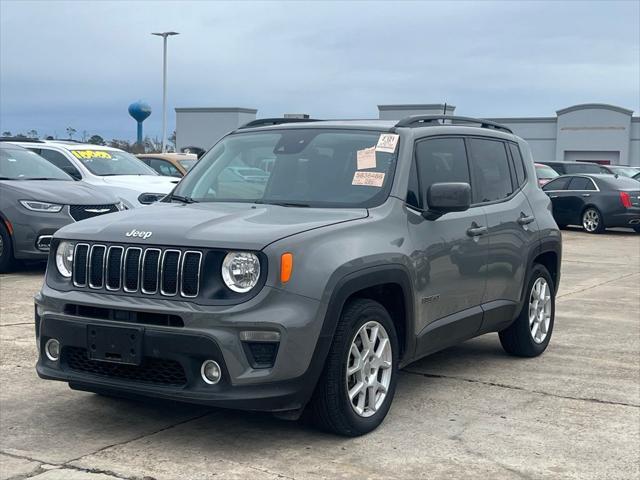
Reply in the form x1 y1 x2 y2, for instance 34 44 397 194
128 101 152 144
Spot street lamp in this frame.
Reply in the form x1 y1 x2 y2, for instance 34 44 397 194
151 31 179 152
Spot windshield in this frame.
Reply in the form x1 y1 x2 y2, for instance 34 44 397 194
172 129 398 208
178 159 197 170
535 165 558 178
70 149 157 176
610 166 640 177
0 146 71 180
564 163 601 174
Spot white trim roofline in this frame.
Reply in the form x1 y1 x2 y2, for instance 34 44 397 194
556 103 633 116
175 107 258 114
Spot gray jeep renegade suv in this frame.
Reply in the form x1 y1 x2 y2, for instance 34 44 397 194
35 115 561 436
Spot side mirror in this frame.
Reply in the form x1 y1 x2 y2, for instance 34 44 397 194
423 182 471 220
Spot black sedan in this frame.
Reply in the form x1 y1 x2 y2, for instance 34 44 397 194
542 174 640 233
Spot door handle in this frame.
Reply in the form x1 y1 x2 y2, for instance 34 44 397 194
582 193 591 197
466 225 487 237
517 214 535 226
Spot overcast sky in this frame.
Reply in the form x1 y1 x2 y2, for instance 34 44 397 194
1 0 638 141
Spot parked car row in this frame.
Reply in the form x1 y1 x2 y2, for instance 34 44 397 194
0 139 202 271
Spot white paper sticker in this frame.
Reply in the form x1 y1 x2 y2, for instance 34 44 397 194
375 133 399 153
352 171 385 187
356 146 377 170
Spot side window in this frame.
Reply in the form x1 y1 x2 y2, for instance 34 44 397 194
542 177 571 191
467 138 514 203
508 143 526 186
34 148 81 179
150 159 180 176
414 137 470 208
568 177 595 191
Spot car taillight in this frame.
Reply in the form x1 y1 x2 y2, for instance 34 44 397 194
620 192 632 208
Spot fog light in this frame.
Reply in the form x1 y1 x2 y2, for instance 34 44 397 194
45 338 60 361
200 360 221 385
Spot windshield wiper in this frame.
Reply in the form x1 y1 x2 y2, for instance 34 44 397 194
255 200 310 208
169 194 197 204
24 177 65 181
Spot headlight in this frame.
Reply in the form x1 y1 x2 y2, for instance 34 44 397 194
221 252 261 293
20 200 63 213
55 241 74 278
138 193 166 205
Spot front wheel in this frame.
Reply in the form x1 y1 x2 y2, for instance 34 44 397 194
309 298 398 436
582 207 605 234
499 264 555 357
0 223 15 273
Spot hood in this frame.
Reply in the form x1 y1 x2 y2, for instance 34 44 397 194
0 180 118 205
101 175 178 194
54 202 368 250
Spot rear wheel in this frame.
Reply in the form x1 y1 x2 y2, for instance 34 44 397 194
310 298 398 436
0 223 15 273
582 207 605 234
499 264 555 357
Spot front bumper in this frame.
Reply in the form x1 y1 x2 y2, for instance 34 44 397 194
35 283 329 412
9 211 72 260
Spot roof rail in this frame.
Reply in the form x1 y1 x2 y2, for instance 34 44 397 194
239 118 321 129
0 136 44 143
395 115 513 134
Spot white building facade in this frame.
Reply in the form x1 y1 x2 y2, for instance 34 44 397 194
175 103 639 166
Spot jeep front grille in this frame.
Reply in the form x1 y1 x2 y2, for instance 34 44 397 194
73 244 202 298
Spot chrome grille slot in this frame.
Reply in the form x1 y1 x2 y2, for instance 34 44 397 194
88 245 106 289
141 248 161 294
123 247 142 292
161 250 181 296
105 246 124 291
73 243 89 287
181 251 202 298
71 244 202 299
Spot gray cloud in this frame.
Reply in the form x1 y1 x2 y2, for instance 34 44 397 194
1 0 638 141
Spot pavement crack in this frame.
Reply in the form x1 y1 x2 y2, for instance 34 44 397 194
0 322 34 327
403 370 640 408
557 271 639 299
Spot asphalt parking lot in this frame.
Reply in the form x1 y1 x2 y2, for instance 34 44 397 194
0 229 638 480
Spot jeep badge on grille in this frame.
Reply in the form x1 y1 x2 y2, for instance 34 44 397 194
125 229 153 239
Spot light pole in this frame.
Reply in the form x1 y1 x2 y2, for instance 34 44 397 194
151 31 179 152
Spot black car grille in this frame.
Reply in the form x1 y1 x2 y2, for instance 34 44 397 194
63 346 187 386
73 244 202 298
69 204 118 222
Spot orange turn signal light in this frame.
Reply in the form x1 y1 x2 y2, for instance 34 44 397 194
280 253 293 283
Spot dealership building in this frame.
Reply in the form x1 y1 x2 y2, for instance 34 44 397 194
175 103 639 166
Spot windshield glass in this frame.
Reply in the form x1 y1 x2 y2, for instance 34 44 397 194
178 159 197 170
564 163 601 174
0 146 71 180
70 149 157 176
535 165 558 178
610 166 640 177
173 129 398 208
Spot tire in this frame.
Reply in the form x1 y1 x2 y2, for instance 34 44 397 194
0 222 15 274
582 207 605 234
499 264 555 357
309 298 399 436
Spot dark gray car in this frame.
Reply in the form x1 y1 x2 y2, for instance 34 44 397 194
542 174 640 233
0 143 123 271
35 116 561 436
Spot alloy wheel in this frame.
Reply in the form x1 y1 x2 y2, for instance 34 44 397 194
345 320 393 417
529 277 552 344
582 209 600 232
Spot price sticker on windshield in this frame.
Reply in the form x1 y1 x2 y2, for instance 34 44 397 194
375 133 399 153
356 146 377 170
71 150 112 159
352 171 385 187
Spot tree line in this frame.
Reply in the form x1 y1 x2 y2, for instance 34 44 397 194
1 129 177 154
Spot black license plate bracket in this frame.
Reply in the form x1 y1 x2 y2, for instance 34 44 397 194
87 325 144 365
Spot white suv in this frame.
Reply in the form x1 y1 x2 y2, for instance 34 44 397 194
9 140 178 207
